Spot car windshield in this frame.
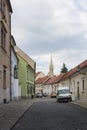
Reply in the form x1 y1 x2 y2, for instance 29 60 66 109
58 89 69 94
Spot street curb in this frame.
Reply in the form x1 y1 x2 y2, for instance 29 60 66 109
71 102 87 109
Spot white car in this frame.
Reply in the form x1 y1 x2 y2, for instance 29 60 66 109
56 87 72 103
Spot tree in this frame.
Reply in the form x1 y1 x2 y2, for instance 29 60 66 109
61 63 68 73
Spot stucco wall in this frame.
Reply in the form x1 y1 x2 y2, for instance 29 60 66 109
18 55 35 98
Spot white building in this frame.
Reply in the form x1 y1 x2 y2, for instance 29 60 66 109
11 36 21 100
43 76 57 95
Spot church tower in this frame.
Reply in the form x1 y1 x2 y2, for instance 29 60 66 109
48 55 54 77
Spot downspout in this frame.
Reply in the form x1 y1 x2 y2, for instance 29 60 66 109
10 11 12 101
69 77 71 92
34 62 36 95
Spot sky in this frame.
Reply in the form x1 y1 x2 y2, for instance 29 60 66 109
11 0 87 75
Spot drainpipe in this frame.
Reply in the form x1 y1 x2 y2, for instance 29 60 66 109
69 77 71 92
34 62 36 95
10 12 12 101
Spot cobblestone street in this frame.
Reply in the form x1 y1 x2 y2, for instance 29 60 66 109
11 100 87 130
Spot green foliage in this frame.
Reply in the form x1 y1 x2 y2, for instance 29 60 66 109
61 63 68 73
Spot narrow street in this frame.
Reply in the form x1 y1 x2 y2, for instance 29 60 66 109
11 99 87 130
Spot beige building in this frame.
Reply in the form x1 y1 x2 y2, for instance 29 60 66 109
35 71 45 81
0 0 12 103
60 60 87 101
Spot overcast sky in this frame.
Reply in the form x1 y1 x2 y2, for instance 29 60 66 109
11 0 87 75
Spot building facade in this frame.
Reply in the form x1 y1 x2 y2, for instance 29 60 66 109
15 46 36 99
60 60 87 101
35 76 49 94
11 36 21 100
0 0 12 103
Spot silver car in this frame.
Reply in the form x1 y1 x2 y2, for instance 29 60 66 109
36 93 42 98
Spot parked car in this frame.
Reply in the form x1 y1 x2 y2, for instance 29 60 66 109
43 93 48 97
36 93 42 98
50 92 56 98
56 87 72 103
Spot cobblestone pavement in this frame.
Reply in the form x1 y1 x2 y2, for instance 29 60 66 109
0 99 34 130
0 97 87 130
0 98 55 130
11 100 87 130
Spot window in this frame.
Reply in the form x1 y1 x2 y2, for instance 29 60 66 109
14 65 18 79
3 2 5 15
0 0 2 10
26 65 30 81
82 80 84 93
77 81 79 87
1 26 6 49
27 84 29 94
27 67 29 80
3 69 6 89
0 0 6 16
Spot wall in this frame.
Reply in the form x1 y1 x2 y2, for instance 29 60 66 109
0 0 12 103
18 55 35 98
11 48 21 100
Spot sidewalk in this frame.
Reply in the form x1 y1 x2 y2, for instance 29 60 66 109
72 100 87 109
0 98 36 130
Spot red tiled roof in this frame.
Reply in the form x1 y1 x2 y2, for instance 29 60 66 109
35 76 49 84
35 72 41 78
54 73 66 84
45 76 57 85
36 60 87 84
62 60 87 80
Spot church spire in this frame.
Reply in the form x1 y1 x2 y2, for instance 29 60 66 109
48 55 54 77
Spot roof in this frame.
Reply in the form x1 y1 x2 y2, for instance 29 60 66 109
35 76 49 84
35 74 66 85
14 46 36 70
54 73 66 84
45 76 57 85
62 60 87 80
35 72 41 78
